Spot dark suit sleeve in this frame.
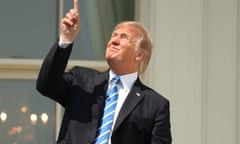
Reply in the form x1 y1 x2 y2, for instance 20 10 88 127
36 41 74 106
151 100 172 144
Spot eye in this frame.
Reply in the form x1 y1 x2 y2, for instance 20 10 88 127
111 32 117 37
120 33 129 40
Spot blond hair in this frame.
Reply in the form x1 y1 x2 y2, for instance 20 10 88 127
114 21 153 74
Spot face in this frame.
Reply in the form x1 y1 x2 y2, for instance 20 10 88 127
105 25 143 73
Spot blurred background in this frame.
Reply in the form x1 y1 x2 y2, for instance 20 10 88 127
0 0 239 144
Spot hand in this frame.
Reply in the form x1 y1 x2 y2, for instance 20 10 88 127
60 0 81 43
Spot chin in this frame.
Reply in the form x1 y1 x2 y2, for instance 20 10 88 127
106 53 117 60
106 56 120 64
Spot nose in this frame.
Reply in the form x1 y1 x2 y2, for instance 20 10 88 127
111 37 120 45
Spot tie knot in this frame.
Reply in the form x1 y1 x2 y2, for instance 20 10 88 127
112 76 120 85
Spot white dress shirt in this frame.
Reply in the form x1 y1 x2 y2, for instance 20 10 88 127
107 70 137 144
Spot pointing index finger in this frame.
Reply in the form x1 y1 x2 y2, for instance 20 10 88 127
74 0 79 11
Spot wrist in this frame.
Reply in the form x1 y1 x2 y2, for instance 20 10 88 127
60 34 74 43
59 36 72 48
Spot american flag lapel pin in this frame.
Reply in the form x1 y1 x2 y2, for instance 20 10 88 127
136 92 141 97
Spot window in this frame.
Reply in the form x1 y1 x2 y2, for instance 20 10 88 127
0 80 55 144
0 0 135 60
0 0 57 59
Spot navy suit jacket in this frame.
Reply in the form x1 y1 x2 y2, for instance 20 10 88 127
36 42 172 144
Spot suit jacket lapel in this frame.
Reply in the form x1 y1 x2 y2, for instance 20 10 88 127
113 79 145 132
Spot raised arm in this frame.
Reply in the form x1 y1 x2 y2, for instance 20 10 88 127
36 0 81 106
61 0 81 43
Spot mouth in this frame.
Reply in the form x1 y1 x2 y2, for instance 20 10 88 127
109 46 120 52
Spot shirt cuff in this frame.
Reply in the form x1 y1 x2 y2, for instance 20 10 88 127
58 37 72 48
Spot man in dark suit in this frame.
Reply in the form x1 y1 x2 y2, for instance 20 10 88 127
36 0 172 143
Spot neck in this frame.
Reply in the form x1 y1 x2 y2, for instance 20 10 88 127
110 65 138 76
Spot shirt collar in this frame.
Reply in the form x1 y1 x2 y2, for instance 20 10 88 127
109 70 138 90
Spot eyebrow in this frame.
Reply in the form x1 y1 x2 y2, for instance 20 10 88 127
112 31 131 37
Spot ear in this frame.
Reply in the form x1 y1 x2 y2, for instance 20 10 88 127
135 52 144 62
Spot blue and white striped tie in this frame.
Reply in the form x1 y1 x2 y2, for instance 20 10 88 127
95 76 120 144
